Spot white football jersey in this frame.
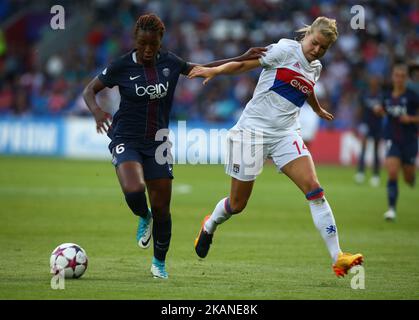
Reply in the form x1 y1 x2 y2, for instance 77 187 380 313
234 39 322 142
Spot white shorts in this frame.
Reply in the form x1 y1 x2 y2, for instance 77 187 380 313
225 128 311 181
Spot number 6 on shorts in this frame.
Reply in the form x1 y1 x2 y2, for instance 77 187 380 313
116 143 125 154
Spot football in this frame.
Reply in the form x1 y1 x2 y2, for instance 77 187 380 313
50 243 88 279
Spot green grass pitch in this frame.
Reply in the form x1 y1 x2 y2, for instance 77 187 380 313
0 156 418 299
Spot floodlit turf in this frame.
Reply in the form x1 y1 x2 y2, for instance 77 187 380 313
0 156 418 300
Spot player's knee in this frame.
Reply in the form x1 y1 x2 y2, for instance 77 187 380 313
150 202 171 221
121 182 146 194
404 175 415 188
387 168 398 180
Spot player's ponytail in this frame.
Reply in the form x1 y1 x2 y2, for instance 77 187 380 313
297 16 338 43
134 13 166 39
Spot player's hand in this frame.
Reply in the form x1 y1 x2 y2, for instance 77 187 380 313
399 114 412 124
93 108 112 134
188 66 217 85
373 104 385 116
240 47 267 60
317 107 334 121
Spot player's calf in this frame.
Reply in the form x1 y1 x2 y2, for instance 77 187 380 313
403 174 416 188
124 190 149 218
227 196 247 214
306 187 342 263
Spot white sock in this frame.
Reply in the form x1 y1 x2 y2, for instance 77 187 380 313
308 197 342 263
204 197 232 234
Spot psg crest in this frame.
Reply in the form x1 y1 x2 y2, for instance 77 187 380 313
163 68 170 77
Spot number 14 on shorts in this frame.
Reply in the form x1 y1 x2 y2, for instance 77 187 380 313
293 140 307 155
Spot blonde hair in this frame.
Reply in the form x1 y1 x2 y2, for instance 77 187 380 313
297 16 338 44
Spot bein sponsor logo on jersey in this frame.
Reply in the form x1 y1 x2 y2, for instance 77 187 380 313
135 82 169 99
386 104 407 117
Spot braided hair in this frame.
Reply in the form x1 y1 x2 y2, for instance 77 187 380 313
134 13 165 39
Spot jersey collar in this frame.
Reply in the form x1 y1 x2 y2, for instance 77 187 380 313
132 50 161 64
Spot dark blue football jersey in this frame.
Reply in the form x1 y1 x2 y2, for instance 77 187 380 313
358 89 382 132
98 49 190 148
382 89 419 143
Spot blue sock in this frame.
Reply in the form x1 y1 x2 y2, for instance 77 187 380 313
152 257 165 266
357 145 366 173
387 180 398 209
153 215 172 262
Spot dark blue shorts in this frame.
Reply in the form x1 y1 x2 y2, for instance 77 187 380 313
358 122 381 140
386 139 418 165
110 141 173 180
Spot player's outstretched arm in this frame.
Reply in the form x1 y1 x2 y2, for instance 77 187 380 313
188 59 261 85
82 77 112 134
307 92 334 121
182 47 266 76
202 47 267 68
399 114 419 124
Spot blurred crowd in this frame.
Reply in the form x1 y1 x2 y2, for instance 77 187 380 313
0 0 418 129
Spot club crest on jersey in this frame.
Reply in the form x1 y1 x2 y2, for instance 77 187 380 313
163 68 170 77
135 81 169 99
233 164 240 173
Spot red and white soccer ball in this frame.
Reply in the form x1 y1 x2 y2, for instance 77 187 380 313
50 243 88 279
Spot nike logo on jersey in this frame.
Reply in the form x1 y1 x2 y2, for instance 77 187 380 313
130 75 141 80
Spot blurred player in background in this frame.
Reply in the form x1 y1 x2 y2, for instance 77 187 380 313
374 63 419 221
407 60 419 96
190 17 363 278
83 13 266 279
354 75 383 187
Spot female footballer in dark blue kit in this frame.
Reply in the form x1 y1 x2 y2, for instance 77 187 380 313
354 75 383 187
82 14 266 278
374 63 419 221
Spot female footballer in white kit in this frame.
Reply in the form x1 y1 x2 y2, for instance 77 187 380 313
189 17 363 277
